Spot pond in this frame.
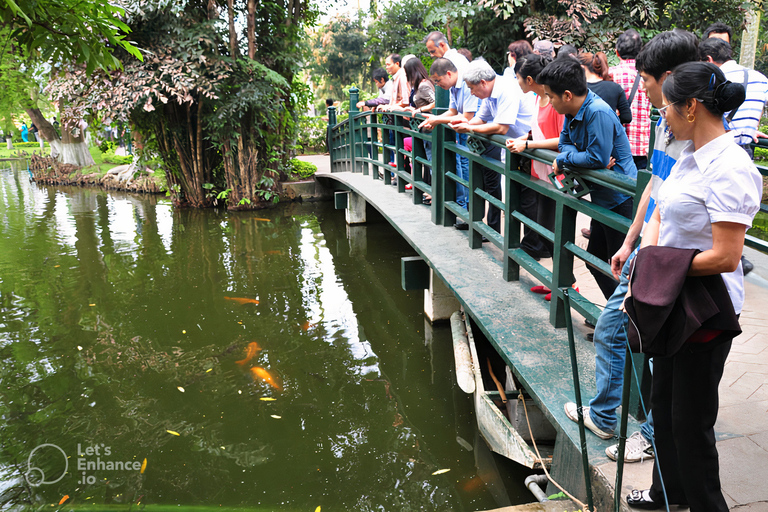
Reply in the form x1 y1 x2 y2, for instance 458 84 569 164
0 161 533 511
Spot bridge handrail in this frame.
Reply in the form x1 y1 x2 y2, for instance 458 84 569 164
327 87 765 327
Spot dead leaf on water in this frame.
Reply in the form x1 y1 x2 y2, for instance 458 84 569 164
432 468 450 475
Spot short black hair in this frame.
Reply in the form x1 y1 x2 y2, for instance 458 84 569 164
698 37 732 64
703 22 733 41
388 53 401 65
429 57 457 77
536 58 587 96
325 99 334 106
372 68 388 82
616 29 643 59
556 44 578 60
635 29 699 80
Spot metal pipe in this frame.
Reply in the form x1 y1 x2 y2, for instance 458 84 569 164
525 474 549 503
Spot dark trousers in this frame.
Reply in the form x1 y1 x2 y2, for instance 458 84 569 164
633 155 648 170
649 338 733 512
518 158 548 257
587 198 633 299
480 146 503 233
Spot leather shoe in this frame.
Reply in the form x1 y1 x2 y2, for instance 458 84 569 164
454 220 469 230
626 489 688 510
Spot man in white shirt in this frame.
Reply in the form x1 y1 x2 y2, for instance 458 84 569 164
699 37 768 157
424 31 469 72
451 58 534 236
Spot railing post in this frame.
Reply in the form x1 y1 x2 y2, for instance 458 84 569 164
504 151 521 282
349 87 361 173
327 106 337 172
431 86 449 225
551 200 577 328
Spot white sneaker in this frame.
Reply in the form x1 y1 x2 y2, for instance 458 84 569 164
564 402 614 440
606 431 654 462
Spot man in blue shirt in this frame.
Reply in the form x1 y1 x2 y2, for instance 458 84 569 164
451 58 533 235
419 57 480 219
537 58 637 299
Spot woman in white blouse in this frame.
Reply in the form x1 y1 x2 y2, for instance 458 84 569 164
627 62 761 511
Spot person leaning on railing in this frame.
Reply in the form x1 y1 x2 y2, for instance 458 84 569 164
625 61 760 512
537 58 637 300
506 53 566 270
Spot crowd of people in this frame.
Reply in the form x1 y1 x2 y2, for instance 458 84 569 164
343 22 768 512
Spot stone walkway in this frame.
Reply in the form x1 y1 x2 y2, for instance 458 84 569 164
300 153 768 510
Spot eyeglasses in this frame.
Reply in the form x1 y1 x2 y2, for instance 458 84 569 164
658 103 676 119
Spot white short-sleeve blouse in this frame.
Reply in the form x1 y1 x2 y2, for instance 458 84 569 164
656 132 762 313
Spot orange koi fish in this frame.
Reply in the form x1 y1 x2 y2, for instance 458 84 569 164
224 296 260 305
300 321 316 331
236 342 262 366
253 218 271 222
250 367 281 390
59 495 70 505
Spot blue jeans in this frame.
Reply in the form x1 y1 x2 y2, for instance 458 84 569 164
456 133 469 209
589 249 655 439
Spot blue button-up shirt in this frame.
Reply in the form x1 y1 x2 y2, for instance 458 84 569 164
449 69 480 115
556 90 637 209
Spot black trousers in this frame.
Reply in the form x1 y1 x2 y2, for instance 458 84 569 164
587 198 633 299
479 146 503 234
649 338 732 512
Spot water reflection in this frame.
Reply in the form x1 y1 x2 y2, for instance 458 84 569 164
0 164 507 510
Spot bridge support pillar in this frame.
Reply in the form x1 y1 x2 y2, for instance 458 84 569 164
424 269 460 323
345 192 367 225
346 225 367 256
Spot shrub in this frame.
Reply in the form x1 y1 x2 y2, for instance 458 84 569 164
290 158 317 179
295 116 327 154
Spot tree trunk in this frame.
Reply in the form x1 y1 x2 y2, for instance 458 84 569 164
59 121 95 167
228 0 238 57
247 0 256 59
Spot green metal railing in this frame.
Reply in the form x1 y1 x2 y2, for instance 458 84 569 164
330 86 652 329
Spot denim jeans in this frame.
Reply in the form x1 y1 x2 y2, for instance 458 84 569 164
455 133 469 209
589 249 635 433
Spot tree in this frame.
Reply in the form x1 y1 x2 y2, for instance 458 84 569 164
308 14 372 99
48 0 317 208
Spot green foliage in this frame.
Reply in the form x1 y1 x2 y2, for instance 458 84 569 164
366 0 442 61
308 13 373 99
290 158 317 178
295 116 327 153
0 0 142 72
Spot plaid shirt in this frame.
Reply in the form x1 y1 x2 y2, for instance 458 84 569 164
610 59 651 157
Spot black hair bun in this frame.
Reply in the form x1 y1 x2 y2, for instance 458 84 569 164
714 81 746 114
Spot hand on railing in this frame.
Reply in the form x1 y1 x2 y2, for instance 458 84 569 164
450 120 473 134
506 135 528 153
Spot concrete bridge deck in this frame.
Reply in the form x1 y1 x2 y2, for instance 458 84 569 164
299 153 768 511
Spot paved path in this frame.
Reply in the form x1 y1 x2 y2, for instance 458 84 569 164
300 153 768 510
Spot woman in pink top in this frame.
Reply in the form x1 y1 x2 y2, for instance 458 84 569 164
506 54 571 295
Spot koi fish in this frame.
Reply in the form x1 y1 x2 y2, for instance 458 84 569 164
224 296 260 305
300 321 316 331
140 458 147 474
166 430 180 436
250 367 281 390
59 495 70 505
236 342 262 366
253 218 271 222
432 468 450 475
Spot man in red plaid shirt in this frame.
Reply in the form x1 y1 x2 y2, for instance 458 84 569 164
610 29 651 169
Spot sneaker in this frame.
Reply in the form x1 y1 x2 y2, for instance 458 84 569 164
606 431 654 462
564 402 614 440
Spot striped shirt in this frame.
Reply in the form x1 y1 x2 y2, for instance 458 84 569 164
720 60 768 146
610 59 651 157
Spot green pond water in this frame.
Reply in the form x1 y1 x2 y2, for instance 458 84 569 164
0 162 533 511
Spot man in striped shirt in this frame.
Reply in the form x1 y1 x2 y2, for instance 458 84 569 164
610 29 652 170
699 37 768 158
